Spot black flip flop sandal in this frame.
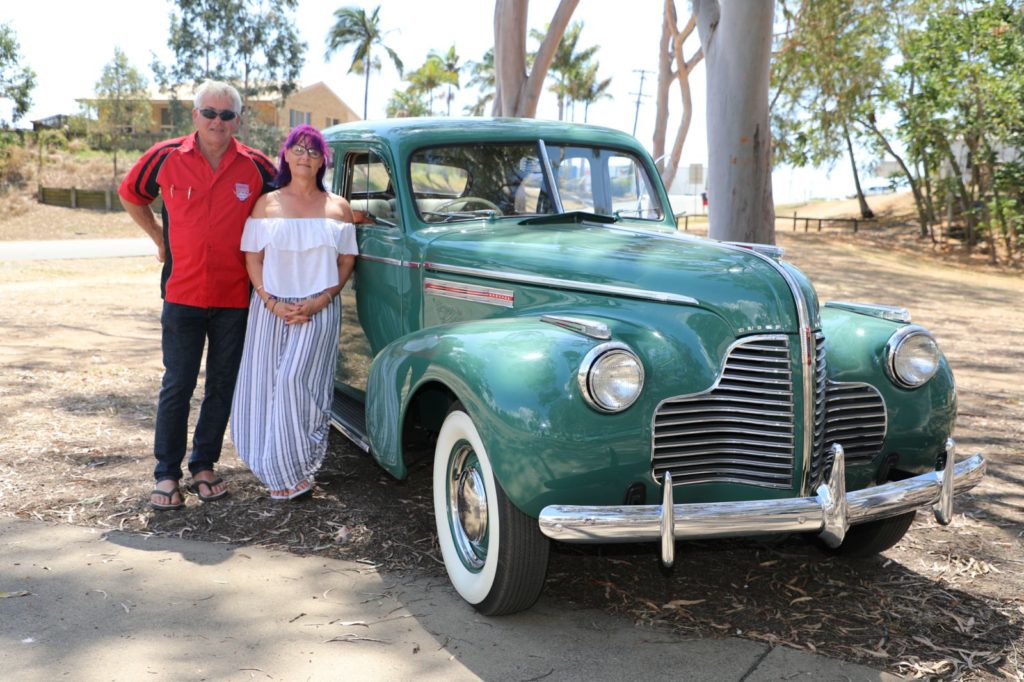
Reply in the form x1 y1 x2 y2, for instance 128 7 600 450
150 487 185 511
188 477 230 502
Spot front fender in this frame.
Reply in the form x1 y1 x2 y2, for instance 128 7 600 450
822 307 956 476
366 317 600 479
367 315 699 517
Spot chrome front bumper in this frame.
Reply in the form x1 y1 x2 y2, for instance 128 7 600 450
538 439 986 566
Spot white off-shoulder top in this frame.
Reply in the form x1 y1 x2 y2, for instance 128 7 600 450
240 217 358 298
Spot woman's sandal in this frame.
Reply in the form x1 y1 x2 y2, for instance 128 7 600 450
188 477 230 502
150 487 185 511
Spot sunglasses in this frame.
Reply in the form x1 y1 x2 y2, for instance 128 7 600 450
197 107 237 121
289 144 323 159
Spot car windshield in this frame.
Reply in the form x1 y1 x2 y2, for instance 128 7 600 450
409 142 665 224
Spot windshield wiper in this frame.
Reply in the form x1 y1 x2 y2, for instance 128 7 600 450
518 211 618 226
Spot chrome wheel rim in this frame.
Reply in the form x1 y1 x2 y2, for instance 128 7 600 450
447 441 488 571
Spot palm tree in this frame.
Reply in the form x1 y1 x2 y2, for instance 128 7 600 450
571 63 611 123
530 22 598 121
325 6 403 119
429 45 462 116
464 48 496 116
408 55 455 115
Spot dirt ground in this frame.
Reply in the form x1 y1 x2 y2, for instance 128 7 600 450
1 198 1022 680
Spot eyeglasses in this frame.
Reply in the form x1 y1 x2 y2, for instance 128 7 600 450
289 144 323 159
197 107 237 121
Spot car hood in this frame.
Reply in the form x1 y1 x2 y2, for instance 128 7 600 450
419 220 804 333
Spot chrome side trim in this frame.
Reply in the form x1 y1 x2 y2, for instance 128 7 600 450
423 261 700 306
329 415 371 453
540 315 611 340
359 254 422 269
825 301 911 323
538 442 985 566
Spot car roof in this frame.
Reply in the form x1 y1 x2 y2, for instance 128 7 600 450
323 117 648 155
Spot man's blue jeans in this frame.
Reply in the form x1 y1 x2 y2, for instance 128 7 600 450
153 302 248 483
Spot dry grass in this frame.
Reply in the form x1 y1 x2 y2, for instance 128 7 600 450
1 182 1023 679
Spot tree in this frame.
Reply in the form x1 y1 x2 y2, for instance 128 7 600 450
155 0 306 140
492 0 579 117
0 23 36 126
464 48 496 116
572 62 612 123
653 1 704 192
408 54 456 116
430 45 462 116
93 48 151 182
771 0 890 220
695 0 775 244
530 21 598 121
325 5 403 119
385 89 429 118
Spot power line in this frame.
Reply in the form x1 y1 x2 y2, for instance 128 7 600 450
630 69 654 137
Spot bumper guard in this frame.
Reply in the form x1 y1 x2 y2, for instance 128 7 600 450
538 439 986 566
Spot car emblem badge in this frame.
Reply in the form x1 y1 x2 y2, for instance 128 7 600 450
234 183 251 200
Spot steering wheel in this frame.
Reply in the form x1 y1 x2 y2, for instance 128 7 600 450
434 197 503 214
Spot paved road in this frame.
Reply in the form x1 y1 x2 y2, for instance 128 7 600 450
0 237 155 261
0 518 900 682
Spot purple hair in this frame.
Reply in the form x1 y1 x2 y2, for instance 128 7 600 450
274 124 332 192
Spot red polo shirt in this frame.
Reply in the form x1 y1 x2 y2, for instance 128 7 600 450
119 133 276 308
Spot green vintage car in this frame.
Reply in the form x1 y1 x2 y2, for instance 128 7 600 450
324 118 985 616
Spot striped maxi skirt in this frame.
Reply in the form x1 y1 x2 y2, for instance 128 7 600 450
231 291 340 499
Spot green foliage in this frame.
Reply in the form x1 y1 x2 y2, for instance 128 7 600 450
407 53 458 115
385 89 429 118
154 0 306 116
464 48 495 116
773 0 1024 260
530 21 603 121
245 120 287 158
0 132 31 189
325 5 403 119
0 22 36 126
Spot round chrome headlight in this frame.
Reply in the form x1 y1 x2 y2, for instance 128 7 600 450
578 343 644 412
886 326 940 388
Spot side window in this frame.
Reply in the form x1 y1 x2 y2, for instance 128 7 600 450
344 150 400 228
608 153 662 220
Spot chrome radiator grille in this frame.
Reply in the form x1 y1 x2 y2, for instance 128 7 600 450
824 382 887 466
808 331 830 489
652 335 795 489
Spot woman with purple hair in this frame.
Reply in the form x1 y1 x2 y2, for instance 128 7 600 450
230 124 357 500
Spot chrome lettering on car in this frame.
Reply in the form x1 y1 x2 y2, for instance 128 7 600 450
424 278 515 308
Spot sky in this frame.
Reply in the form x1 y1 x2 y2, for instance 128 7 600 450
1 0 856 204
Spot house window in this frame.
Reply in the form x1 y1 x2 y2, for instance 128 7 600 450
289 109 311 127
326 117 342 128
159 107 172 130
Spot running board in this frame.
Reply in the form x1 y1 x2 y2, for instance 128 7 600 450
330 390 371 452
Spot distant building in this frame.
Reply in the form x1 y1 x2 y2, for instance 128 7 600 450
31 114 69 131
78 81 360 136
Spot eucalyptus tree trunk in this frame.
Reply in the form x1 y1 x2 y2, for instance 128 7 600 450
844 126 874 219
492 0 579 117
695 0 775 244
654 1 703 193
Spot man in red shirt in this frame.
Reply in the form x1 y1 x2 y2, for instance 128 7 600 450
120 80 276 510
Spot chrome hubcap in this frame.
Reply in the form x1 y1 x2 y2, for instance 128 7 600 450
448 442 488 570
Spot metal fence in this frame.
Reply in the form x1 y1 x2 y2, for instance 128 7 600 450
38 186 162 212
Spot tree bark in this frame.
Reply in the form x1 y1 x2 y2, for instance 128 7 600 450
656 1 703 193
859 117 931 239
493 0 579 117
695 0 775 244
844 126 874 220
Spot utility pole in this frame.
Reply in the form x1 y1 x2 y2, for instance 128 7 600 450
630 69 653 137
